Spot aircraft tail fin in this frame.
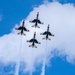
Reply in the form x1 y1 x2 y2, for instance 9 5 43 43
17 32 26 36
32 25 40 28
31 25 35 27
40 33 43 35
29 45 37 48
43 37 51 40
34 45 37 48
48 38 51 40
37 26 40 28
43 37 46 40
29 45 32 47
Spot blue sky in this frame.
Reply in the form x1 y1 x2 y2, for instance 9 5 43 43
0 0 43 36
0 0 75 75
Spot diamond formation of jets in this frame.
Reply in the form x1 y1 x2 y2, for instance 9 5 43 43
15 12 54 48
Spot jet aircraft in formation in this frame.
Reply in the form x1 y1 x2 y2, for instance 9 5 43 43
15 20 29 35
27 32 41 48
15 12 54 48
40 25 54 40
29 12 43 28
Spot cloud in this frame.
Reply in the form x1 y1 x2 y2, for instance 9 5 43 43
0 1 75 75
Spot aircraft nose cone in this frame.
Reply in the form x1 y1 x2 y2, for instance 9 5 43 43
34 32 36 34
37 12 39 14
48 24 49 28
23 20 25 22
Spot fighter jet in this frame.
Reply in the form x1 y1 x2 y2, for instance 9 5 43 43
27 32 41 48
40 25 54 40
29 12 43 28
15 20 29 35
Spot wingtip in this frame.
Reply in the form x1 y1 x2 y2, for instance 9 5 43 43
27 30 29 32
40 33 43 35
29 21 32 22
27 40 29 42
15 28 18 30
38 42 41 44
53 34 55 36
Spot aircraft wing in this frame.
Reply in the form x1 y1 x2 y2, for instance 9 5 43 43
37 20 42 24
28 39 34 42
48 32 53 36
17 27 22 30
31 19 37 23
42 32 47 35
23 27 27 31
34 39 39 43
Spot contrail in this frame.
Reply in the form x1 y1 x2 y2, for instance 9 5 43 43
15 36 22 75
41 41 47 75
41 56 46 75
15 61 20 75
